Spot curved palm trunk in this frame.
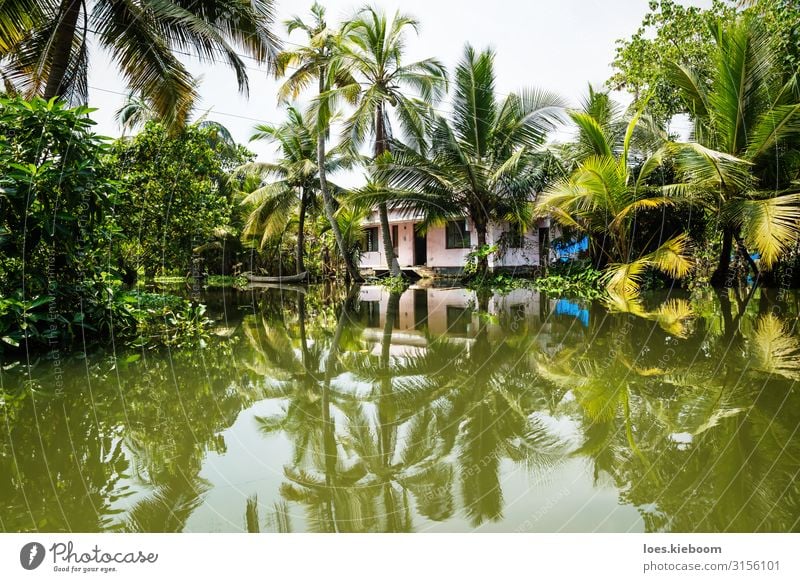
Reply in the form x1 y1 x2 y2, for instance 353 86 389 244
296 187 307 275
43 0 82 100
317 73 362 283
375 102 401 277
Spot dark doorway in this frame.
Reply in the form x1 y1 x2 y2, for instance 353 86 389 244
414 227 427 265
414 289 429 330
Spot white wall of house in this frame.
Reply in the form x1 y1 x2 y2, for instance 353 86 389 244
358 210 554 270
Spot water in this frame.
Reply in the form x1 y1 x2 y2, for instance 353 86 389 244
1 284 799 532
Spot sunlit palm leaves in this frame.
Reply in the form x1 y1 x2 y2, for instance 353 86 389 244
749 313 800 380
1 0 280 130
669 14 800 280
536 94 692 297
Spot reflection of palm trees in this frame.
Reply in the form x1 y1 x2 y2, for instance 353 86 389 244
536 293 800 531
249 288 382 532
361 308 562 527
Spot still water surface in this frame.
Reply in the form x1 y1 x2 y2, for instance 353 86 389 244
2 285 799 532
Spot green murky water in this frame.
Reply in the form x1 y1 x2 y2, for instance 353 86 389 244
2 284 799 532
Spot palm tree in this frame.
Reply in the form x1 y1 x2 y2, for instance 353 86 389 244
338 6 447 277
0 0 279 130
668 13 800 286
0 0 45 54
239 106 351 276
534 91 693 297
370 45 564 276
274 2 362 282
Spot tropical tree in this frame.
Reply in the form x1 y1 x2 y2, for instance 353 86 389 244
535 90 694 297
107 120 252 279
368 45 564 276
0 0 279 130
274 2 362 282
240 106 352 276
668 13 800 286
338 6 447 276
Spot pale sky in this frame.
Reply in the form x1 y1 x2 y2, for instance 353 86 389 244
86 0 712 175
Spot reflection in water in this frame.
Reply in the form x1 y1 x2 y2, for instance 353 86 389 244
1 285 799 532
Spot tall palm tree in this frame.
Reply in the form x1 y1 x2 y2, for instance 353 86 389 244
0 0 279 129
240 106 351 276
274 2 362 282
370 45 564 276
338 6 447 277
668 13 800 286
535 92 694 297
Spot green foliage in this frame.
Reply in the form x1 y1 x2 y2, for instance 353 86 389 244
610 1 800 122
463 244 499 277
0 96 115 294
380 275 409 294
0 96 127 349
107 121 252 278
529 264 605 299
128 298 212 349
0 0 279 131
609 0 734 121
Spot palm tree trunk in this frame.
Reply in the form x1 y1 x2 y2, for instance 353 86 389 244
711 227 734 287
317 72 362 282
375 101 401 277
475 219 489 276
379 291 400 531
296 187 307 275
590 235 609 271
43 0 81 100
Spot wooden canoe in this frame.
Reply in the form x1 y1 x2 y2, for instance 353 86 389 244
245 271 308 283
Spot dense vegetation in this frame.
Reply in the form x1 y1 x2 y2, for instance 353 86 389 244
2 0 800 353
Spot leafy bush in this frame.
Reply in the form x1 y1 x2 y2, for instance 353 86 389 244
463 244 499 277
380 274 410 294
529 261 605 299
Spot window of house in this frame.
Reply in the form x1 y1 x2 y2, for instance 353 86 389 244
507 223 525 248
392 224 399 252
365 227 379 252
445 220 470 249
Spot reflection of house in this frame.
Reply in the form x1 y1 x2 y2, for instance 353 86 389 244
356 285 581 357
359 208 554 274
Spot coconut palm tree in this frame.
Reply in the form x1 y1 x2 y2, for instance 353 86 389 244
0 0 279 130
369 45 564 276
534 92 693 297
239 107 352 276
337 6 447 277
668 13 800 286
274 2 362 282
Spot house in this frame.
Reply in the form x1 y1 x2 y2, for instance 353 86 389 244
358 207 555 275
